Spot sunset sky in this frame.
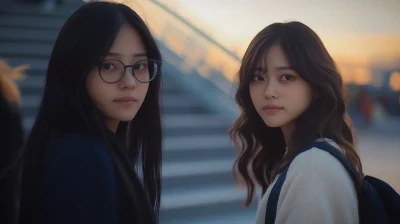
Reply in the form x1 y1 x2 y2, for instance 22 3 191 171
158 0 400 69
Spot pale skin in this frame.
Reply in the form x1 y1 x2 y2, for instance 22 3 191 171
249 44 313 146
86 24 149 132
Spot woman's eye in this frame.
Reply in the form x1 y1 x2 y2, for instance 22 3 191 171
280 75 295 81
101 63 116 70
133 63 147 70
252 75 264 81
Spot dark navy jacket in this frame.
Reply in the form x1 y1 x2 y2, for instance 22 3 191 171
36 133 119 224
0 95 24 224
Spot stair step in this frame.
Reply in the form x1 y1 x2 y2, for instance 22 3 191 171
0 27 58 43
169 210 255 224
163 159 232 179
164 134 232 151
160 187 253 222
162 114 230 129
0 1 81 17
163 143 235 163
162 187 245 210
0 14 66 29
0 42 54 57
162 133 235 162
162 158 234 191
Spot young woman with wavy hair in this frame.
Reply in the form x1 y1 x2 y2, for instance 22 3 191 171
230 21 362 223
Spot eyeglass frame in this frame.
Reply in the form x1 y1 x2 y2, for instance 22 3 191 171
97 58 161 84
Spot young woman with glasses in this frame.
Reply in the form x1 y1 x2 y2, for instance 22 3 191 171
19 2 162 224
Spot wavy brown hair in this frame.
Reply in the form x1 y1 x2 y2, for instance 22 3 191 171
229 21 364 206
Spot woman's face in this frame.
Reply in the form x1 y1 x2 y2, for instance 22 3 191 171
249 44 313 132
86 24 151 132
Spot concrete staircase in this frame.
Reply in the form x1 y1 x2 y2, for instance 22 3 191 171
0 1 256 223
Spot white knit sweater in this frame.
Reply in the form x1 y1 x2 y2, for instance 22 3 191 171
255 139 359 224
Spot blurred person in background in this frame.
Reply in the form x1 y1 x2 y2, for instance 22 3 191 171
19 2 163 224
0 60 27 224
357 87 374 126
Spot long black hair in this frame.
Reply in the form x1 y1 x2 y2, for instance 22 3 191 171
19 2 162 223
229 21 363 206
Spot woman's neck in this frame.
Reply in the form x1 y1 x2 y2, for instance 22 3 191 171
105 118 119 133
280 122 295 148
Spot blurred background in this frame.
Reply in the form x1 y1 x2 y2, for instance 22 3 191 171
0 0 399 223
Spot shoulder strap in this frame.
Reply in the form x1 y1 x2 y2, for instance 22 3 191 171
265 141 358 224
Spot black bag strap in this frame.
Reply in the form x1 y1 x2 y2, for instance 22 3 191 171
265 141 358 224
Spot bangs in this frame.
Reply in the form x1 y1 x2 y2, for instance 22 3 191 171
278 36 306 78
242 38 280 84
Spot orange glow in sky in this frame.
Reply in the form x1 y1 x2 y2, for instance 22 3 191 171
160 0 400 69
